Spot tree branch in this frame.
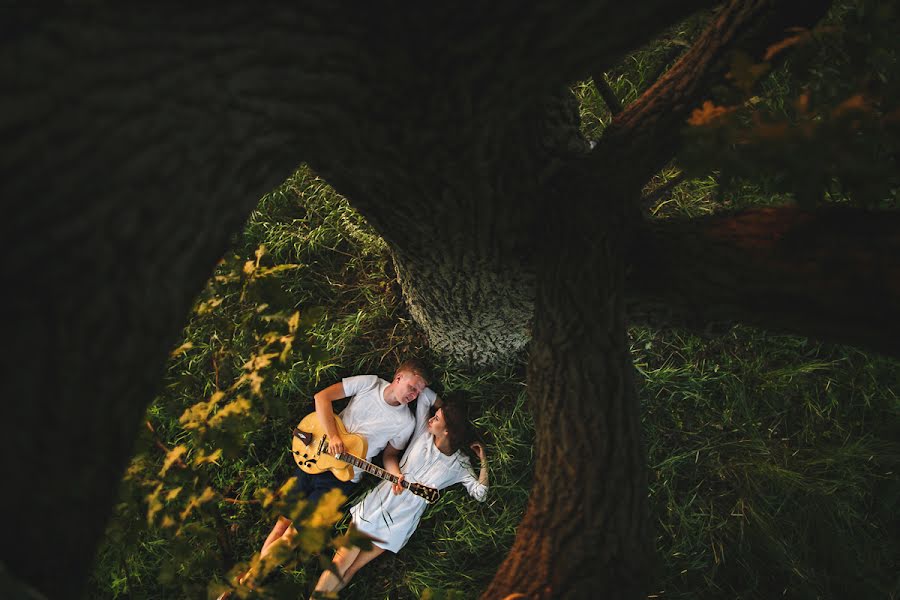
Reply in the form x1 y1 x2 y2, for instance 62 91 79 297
641 171 687 210
592 73 624 116
643 43 691 93
627 206 900 357
592 0 833 191
594 43 688 122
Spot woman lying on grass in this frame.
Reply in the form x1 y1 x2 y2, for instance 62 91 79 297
313 390 489 596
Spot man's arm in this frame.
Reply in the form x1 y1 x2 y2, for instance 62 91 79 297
384 442 405 495
414 388 440 433
314 381 347 455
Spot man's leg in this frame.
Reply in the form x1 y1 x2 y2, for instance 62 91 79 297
260 516 293 557
258 470 317 557
232 473 313 589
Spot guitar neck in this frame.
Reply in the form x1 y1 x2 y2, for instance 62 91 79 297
335 452 406 487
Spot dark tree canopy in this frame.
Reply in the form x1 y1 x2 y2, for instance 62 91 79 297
2 0 898 598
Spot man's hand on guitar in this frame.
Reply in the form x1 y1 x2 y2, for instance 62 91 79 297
392 474 405 495
327 434 345 456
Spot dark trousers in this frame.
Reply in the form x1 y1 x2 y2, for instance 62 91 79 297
291 466 358 505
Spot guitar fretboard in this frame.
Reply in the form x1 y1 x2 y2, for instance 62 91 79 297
334 452 405 487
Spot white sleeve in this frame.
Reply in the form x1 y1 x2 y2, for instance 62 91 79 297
413 387 438 437
453 455 488 502
341 375 378 399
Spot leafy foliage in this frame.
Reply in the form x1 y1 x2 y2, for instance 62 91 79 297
680 0 900 209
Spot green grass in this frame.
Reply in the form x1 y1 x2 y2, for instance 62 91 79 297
89 164 899 600
634 327 899 599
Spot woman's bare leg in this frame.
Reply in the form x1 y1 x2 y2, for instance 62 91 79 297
338 546 386 590
314 545 362 594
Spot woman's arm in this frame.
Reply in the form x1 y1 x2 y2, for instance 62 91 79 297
456 442 489 501
413 387 440 436
470 441 489 488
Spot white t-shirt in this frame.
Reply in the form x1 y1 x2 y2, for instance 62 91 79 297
339 375 416 483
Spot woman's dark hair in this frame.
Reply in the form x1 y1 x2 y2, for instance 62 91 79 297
437 391 475 454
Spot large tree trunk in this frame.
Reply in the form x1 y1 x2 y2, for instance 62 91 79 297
483 177 649 598
311 92 589 365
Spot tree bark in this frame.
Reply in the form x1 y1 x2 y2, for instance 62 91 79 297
311 91 590 365
629 207 900 355
483 175 649 599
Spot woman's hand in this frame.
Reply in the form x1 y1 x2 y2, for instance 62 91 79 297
392 474 405 495
470 441 486 461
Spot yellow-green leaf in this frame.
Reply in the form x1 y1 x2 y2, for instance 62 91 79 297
179 391 225 430
196 297 223 316
160 445 187 476
256 264 301 278
179 486 217 521
287 311 300 334
193 448 223 466
242 352 280 373
208 397 252 429
169 341 193 358
302 488 345 530
146 483 164 526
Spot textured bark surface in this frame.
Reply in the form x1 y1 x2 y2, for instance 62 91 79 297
312 92 590 365
629 207 900 355
483 178 649 599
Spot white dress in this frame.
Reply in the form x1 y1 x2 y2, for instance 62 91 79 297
348 389 487 553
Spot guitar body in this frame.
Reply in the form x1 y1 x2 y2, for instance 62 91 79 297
292 413 368 482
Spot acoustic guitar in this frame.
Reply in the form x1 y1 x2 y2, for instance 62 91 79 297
291 412 440 503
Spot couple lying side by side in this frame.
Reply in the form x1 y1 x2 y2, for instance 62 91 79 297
314 385 488 595
222 359 488 598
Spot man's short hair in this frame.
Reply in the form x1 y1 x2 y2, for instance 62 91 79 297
395 358 431 385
